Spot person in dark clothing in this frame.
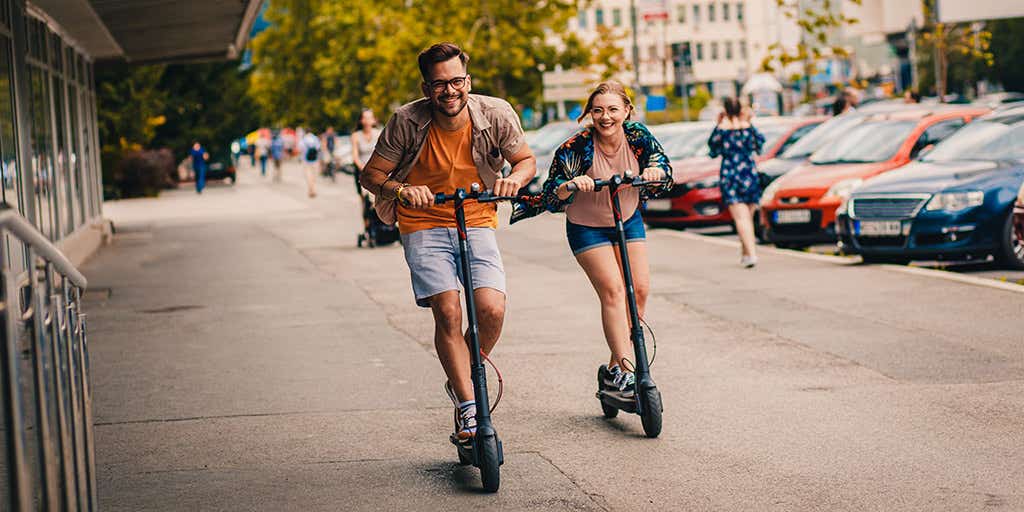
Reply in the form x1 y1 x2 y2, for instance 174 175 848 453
189 141 209 194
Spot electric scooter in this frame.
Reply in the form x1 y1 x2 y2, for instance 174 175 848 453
433 183 528 492
567 173 666 438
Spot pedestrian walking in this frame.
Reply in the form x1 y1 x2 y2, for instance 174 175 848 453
511 80 672 395
351 108 381 194
708 97 765 267
299 129 320 198
256 131 270 177
270 131 284 182
322 126 338 182
357 42 536 442
189 141 209 194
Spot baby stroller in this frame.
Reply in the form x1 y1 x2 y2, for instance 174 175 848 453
357 192 400 248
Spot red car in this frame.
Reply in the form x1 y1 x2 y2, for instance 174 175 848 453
1015 181 1024 262
760 106 989 248
645 117 825 228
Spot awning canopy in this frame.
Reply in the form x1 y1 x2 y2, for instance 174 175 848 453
30 0 263 63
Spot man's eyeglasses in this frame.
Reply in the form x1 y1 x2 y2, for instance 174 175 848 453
427 75 469 93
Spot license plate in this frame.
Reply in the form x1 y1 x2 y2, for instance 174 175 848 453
645 199 672 211
774 209 811 224
856 220 902 236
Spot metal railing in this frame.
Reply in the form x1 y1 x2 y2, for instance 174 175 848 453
1 205 96 511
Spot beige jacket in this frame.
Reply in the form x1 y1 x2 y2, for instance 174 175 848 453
371 94 527 225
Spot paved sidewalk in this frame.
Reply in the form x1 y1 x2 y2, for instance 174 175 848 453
85 161 1024 511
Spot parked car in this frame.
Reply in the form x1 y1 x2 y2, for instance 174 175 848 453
518 121 583 194
759 105 989 248
644 117 824 229
836 108 1024 268
205 150 237 184
1015 181 1024 261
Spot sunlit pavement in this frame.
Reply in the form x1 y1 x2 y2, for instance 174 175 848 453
87 160 1024 511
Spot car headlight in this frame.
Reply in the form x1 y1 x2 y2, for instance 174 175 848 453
694 176 719 189
926 191 984 212
760 180 781 206
824 178 863 199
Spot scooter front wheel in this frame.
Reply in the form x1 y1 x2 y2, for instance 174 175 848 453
639 386 663 438
477 435 501 492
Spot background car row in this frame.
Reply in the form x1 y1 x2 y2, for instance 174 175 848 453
522 102 1024 270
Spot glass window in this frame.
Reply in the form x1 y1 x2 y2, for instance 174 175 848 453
677 4 686 23
809 120 917 164
595 8 604 25
577 9 587 29
612 8 622 26
693 4 700 23
737 2 744 22
0 34 25 274
921 120 1024 162
725 41 733 60
781 113 866 159
710 41 718 60
696 42 704 61
30 65 59 240
740 40 747 59
708 3 716 21
723 2 730 20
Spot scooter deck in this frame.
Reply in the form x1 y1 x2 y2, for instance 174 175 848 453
596 389 639 414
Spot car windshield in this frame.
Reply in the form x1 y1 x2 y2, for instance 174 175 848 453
658 127 713 159
758 124 792 152
530 123 581 155
920 120 1024 162
809 120 916 164
779 114 864 159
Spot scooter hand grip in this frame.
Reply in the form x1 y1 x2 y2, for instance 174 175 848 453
434 193 447 204
566 182 578 192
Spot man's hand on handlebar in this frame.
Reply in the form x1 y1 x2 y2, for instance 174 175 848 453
400 185 435 209
493 177 522 197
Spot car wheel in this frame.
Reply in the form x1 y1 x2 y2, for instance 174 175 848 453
861 254 909 265
995 209 1024 270
774 242 809 250
228 174 236 184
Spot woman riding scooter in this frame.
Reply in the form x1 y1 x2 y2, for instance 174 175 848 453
513 81 672 400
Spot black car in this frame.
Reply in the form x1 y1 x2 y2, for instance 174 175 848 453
205 150 237 184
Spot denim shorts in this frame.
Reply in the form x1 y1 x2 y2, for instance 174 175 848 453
566 210 646 256
401 227 506 308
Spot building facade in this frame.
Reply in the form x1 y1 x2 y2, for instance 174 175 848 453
542 0 923 118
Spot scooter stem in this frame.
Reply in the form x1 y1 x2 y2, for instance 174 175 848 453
607 179 653 388
452 188 494 429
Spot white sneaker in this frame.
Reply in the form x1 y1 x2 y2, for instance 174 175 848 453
741 255 758 268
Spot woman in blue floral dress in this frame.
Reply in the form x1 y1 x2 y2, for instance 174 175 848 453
708 97 764 267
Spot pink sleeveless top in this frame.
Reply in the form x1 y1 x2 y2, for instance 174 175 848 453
565 141 640 227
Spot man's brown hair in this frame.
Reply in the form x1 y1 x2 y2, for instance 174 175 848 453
418 43 469 82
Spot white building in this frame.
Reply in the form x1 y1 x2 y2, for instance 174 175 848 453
542 0 923 118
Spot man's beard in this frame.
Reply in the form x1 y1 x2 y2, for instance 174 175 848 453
435 93 467 117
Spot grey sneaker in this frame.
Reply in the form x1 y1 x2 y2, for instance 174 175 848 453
604 365 636 396
444 381 476 442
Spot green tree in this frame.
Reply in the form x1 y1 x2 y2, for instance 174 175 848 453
980 17 1023 92
916 0 992 100
759 0 861 100
249 0 585 129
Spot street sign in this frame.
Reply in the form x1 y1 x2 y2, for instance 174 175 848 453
640 0 668 21
646 95 667 112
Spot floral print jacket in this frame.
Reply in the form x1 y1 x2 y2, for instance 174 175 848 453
510 121 673 224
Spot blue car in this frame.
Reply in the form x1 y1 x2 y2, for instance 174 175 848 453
837 108 1024 269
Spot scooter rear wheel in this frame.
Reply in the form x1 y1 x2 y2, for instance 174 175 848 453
477 436 501 493
639 386 663 438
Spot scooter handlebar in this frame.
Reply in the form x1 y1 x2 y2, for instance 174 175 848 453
433 185 533 205
565 174 671 192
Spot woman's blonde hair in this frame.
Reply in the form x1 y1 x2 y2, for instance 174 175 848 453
577 80 634 123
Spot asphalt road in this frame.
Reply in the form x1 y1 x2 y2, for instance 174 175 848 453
86 161 1024 511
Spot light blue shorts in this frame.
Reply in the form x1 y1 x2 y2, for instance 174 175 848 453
401 227 506 308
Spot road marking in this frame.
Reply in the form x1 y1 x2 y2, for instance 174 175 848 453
657 229 1024 294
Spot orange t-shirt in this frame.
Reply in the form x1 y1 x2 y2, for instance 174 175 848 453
397 121 497 235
